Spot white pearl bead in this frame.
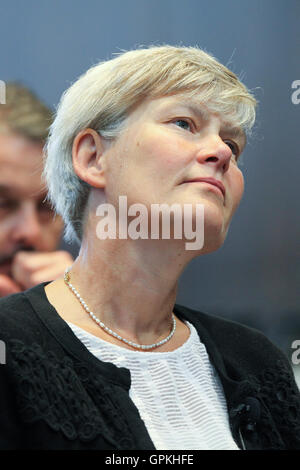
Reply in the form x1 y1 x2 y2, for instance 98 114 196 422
65 272 176 351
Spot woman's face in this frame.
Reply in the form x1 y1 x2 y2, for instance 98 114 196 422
100 94 246 253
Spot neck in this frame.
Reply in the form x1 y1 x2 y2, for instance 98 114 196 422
69 234 194 345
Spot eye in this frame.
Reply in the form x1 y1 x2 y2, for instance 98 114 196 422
173 119 193 131
0 198 19 212
224 140 240 159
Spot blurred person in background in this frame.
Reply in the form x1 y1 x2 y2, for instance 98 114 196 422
0 83 73 297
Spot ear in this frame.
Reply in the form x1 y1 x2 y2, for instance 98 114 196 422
72 128 107 188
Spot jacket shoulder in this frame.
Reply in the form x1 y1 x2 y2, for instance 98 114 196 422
0 290 41 341
174 303 290 371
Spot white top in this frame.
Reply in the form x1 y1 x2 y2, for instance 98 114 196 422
67 320 239 450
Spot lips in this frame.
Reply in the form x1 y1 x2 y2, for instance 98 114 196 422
182 177 226 198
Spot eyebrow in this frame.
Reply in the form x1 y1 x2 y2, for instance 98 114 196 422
0 184 14 196
167 100 247 147
164 101 211 122
185 103 210 121
221 124 247 148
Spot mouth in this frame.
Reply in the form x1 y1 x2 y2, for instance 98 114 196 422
182 177 226 198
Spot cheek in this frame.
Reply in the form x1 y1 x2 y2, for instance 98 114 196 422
0 213 21 239
39 218 63 249
135 129 192 178
231 169 244 208
0 218 10 246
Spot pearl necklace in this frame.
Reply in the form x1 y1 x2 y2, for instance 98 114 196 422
64 268 176 351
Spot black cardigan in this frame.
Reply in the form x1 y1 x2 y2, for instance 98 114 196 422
0 282 300 450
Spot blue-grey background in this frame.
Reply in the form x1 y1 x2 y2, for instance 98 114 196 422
1 0 299 356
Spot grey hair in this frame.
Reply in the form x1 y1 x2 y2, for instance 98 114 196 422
44 45 257 244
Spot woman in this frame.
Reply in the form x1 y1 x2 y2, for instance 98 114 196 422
0 45 300 450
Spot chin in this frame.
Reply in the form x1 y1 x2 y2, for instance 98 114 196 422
181 217 229 257
201 208 230 254
202 232 228 254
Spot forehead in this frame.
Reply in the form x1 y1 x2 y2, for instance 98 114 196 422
0 133 45 198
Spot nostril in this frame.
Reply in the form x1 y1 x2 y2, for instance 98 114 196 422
206 156 218 162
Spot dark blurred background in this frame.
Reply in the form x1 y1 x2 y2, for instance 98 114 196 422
1 0 299 363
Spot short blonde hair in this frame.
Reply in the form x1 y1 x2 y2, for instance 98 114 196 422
0 83 53 142
45 45 257 244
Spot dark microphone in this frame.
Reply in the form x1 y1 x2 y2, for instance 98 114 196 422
243 397 261 425
230 396 261 430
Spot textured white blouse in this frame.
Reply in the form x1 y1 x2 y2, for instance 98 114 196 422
67 320 239 450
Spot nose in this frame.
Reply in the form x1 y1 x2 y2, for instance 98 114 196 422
196 134 233 173
11 203 42 248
